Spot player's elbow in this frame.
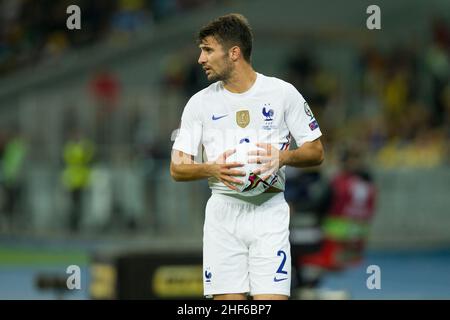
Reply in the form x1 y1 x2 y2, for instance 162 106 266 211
170 162 182 181
312 142 325 166
316 148 325 165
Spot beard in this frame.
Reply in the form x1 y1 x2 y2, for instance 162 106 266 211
206 56 234 83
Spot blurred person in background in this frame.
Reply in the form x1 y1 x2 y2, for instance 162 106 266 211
292 143 377 299
426 17 450 127
88 67 122 161
61 129 95 233
110 0 152 39
443 84 450 164
285 165 329 298
0 128 28 232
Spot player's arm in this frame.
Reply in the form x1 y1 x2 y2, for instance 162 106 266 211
280 138 324 168
170 149 245 190
170 149 212 181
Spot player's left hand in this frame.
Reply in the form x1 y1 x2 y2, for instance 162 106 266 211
248 142 281 180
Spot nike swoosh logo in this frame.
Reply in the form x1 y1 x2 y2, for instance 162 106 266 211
212 114 228 120
273 277 288 282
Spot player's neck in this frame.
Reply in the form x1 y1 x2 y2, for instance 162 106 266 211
222 65 257 94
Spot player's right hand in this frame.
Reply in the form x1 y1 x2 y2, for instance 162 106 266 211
209 149 246 191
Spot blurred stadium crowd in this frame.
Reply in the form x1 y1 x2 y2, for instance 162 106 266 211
0 1 449 238
285 18 450 169
0 0 222 75
0 0 225 234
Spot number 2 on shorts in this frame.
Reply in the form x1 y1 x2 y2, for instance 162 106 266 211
276 250 288 274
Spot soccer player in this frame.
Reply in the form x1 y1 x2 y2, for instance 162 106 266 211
170 13 324 300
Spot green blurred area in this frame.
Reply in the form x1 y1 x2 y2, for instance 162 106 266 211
0 247 88 266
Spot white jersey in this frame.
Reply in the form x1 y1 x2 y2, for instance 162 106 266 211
172 72 322 198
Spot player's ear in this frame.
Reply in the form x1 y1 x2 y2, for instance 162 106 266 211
229 46 240 61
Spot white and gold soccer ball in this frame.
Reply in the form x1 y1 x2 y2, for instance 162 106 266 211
225 140 277 197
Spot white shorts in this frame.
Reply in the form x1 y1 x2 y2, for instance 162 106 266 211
203 193 291 297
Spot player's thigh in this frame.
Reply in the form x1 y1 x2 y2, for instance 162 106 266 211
203 196 250 295
248 201 291 297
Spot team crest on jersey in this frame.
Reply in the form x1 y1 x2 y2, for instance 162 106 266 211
262 104 277 130
236 110 250 128
262 105 274 121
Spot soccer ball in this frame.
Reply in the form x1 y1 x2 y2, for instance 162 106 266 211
225 141 274 196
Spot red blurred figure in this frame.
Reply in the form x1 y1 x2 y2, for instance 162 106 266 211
88 68 121 159
89 68 121 114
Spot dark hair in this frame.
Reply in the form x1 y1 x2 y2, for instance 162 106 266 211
198 13 253 63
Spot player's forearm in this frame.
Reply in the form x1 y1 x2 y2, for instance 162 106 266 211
280 140 324 168
170 162 214 181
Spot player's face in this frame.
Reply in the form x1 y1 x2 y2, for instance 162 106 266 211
198 36 233 82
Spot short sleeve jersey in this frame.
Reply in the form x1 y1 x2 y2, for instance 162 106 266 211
172 72 322 195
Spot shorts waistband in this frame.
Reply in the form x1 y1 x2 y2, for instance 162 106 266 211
210 192 286 207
